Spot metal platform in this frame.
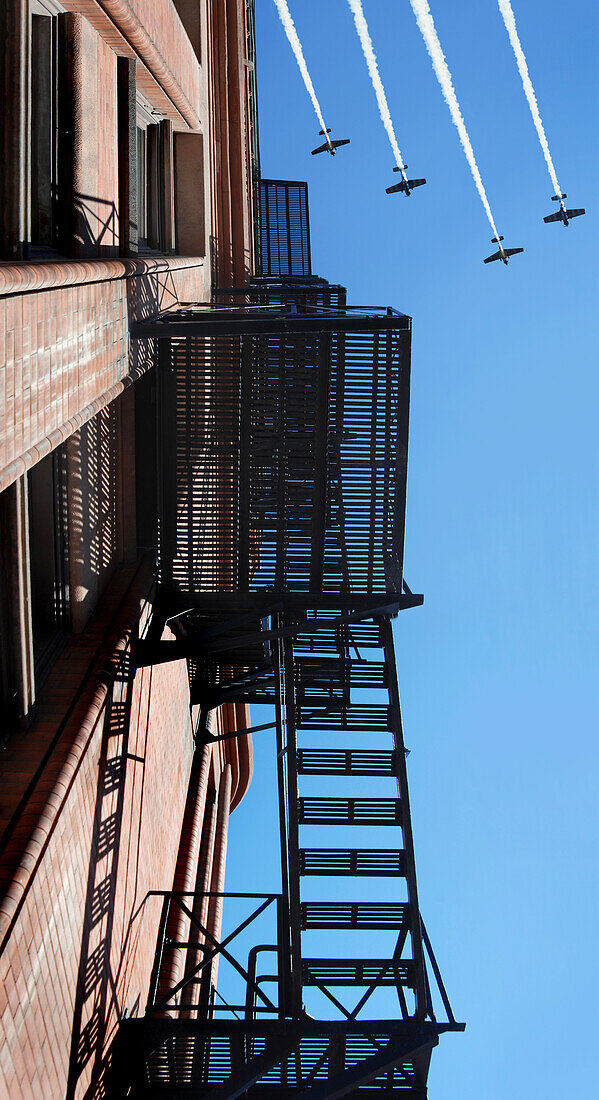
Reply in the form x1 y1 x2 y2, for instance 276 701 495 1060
133 279 417 709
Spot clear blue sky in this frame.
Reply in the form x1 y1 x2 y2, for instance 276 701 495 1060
226 2 599 1095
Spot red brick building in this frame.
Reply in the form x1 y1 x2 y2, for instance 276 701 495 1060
0 2 258 1096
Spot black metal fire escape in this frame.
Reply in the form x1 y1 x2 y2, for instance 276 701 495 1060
115 279 464 1097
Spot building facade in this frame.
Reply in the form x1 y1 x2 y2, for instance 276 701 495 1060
0 3 258 1097
1 4 463 1098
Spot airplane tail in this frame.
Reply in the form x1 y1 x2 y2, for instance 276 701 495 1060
491 236 504 244
551 193 566 200
319 128 332 136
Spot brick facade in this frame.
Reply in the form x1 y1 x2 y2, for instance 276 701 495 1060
0 1 257 1095
0 257 208 492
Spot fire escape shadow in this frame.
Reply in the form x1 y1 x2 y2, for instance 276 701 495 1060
64 648 136 1100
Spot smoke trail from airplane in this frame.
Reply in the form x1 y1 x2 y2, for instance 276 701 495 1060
346 0 406 170
272 0 328 135
497 0 562 198
408 0 501 239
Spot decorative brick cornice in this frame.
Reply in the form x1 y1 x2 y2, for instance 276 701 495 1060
0 255 203 297
61 0 201 129
96 0 200 129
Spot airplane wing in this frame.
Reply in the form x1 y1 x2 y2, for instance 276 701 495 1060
311 138 350 155
483 250 502 263
504 247 524 258
544 211 562 223
408 179 426 189
386 182 407 194
566 208 585 218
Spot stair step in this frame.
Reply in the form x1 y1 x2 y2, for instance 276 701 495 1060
300 902 409 930
297 748 396 776
298 798 401 826
299 848 406 876
294 620 383 652
296 704 392 731
302 959 416 987
295 658 387 692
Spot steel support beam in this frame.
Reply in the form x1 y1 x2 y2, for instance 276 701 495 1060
132 313 411 339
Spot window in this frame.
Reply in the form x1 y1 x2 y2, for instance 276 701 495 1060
29 1 66 255
136 125 149 246
27 448 70 677
0 487 24 740
136 95 174 252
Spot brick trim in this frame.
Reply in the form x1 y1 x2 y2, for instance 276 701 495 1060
61 0 201 129
0 255 203 297
0 369 143 494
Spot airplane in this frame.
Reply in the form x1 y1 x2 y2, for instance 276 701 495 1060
311 128 350 156
544 194 585 227
484 236 524 266
385 164 426 197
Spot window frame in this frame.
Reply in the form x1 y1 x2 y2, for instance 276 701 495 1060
29 0 67 257
27 446 71 683
136 93 174 254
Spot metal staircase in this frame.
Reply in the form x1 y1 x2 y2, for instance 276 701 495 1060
115 616 462 1097
115 278 463 1095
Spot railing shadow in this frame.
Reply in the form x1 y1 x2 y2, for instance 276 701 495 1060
65 647 136 1100
73 192 119 258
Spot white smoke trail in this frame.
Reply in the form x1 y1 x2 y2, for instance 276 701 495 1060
497 0 562 197
272 0 328 135
346 0 406 170
408 0 501 239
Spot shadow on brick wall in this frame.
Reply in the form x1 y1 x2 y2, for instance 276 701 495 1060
127 263 183 379
65 647 139 1100
73 193 119 259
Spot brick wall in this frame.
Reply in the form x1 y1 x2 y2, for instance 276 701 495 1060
0 256 209 494
0 575 252 1098
0 563 196 1099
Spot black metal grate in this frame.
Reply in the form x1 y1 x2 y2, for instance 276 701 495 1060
300 902 409 930
297 749 397 776
294 618 384 653
295 658 387 693
299 848 406 876
296 704 392 731
302 960 416 987
159 293 410 600
142 1031 429 1094
260 179 311 276
298 798 402 826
